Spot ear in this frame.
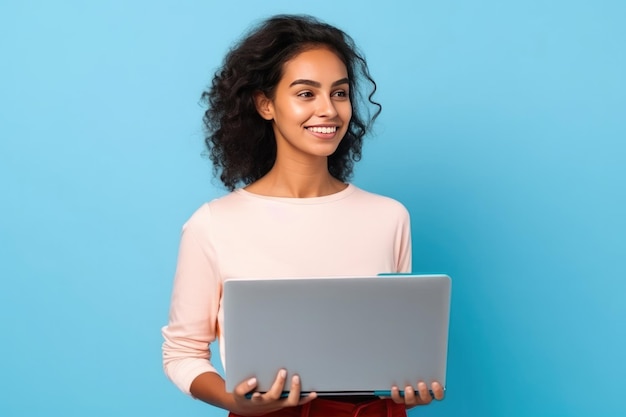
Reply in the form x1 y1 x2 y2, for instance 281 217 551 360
253 91 274 121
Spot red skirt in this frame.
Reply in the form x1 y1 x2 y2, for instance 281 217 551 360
228 398 406 417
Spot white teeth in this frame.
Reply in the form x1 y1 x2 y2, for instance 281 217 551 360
308 126 337 134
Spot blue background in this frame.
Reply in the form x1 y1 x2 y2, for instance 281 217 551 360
1 1 624 416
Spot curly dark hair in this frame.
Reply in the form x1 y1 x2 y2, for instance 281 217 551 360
201 14 382 191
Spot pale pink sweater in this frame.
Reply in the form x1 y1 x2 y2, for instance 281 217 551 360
161 184 412 395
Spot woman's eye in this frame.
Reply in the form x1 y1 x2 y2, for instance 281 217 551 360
332 90 348 98
298 91 314 98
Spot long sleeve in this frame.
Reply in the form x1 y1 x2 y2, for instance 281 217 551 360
161 185 414 396
162 205 222 396
396 207 412 273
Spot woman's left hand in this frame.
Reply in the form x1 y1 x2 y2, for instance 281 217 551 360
389 381 444 409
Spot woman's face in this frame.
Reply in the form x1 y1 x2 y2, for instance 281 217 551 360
257 47 352 163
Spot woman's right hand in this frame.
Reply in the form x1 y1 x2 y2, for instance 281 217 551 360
231 369 317 416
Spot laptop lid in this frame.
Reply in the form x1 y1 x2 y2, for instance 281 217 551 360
223 274 451 395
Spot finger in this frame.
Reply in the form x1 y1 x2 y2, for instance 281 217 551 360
283 374 302 406
390 385 404 404
234 377 258 398
404 385 418 406
431 381 445 400
416 381 432 404
298 391 317 406
263 369 287 401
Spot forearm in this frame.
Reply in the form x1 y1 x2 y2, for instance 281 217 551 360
190 372 240 413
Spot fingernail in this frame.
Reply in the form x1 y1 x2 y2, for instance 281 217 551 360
279 369 287 378
247 377 257 386
293 374 300 384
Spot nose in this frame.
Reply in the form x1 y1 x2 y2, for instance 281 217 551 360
316 95 338 118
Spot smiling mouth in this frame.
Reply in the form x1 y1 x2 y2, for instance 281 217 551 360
306 126 338 134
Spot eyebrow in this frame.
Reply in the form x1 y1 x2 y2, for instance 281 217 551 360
289 77 350 88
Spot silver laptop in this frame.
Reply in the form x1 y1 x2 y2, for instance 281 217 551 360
223 274 451 396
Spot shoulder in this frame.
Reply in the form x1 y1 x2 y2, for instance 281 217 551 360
182 191 247 233
347 185 410 218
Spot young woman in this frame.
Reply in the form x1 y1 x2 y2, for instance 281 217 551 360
162 14 444 417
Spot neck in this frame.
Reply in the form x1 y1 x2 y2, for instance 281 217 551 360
246 157 346 198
